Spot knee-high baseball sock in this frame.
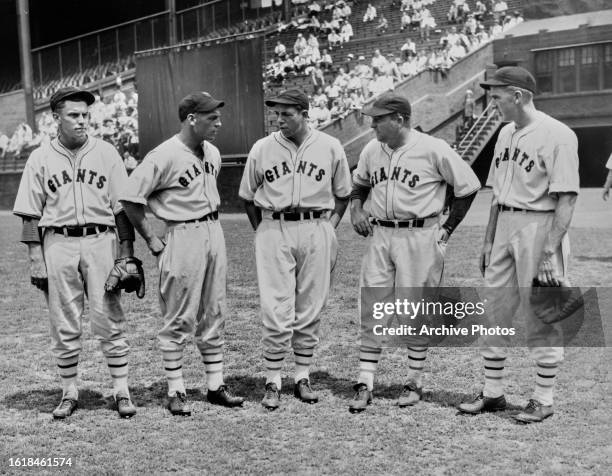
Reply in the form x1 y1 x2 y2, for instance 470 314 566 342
57 355 79 400
106 353 129 397
162 350 185 397
201 346 224 391
264 349 285 390
533 362 559 406
294 348 314 383
358 346 382 391
483 356 505 398
406 347 427 387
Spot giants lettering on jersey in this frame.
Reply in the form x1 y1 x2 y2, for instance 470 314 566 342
370 166 420 188
47 168 107 193
495 147 535 173
179 161 217 187
264 160 325 183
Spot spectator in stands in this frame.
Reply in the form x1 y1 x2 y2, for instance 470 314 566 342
400 10 412 31
320 48 333 70
447 2 459 24
346 70 362 94
275 40 287 57
333 67 350 90
329 98 345 121
354 55 372 97
112 84 126 104
464 13 478 36
400 55 419 77
307 33 319 50
312 86 328 106
371 49 388 74
294 33 308 56
324 81 341 108
504 10 524 30
328 29 343 49
401 37 417 60
340 19 354 42
474 0 486 22
375 14 389 36
0 132 8 159
463 88 476 130
310 63 326 87
308 0 322 17
491 19 503 37
387 55 403 83
493 0 508 22
123 150 138 175
310 98 331 127
363 3 377 23
339 1 351 18
419 8 436 41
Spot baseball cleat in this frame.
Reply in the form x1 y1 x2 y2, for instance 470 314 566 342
115 394 137 419
513 399 554 424
207 385 244 407
293 378 319 404
52 398 78 420
397 382 422 407
167 392 191 416
457 392 507 414
261 383 281 410
349 383 372 413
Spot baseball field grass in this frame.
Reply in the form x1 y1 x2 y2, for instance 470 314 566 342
1 190 611 475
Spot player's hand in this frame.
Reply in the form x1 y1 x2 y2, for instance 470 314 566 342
30 255 48 292
350 206 373 237
147 236 166 257
537 251 561 287
437 227 450 244
603 188 610 201
479 242 492 277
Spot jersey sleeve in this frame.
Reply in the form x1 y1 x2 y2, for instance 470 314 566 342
106 145 129 214
352 144 372 188
13 149 46 219
238 140 264 201
436 141 481 197
545 138 580 194
331 141 352 198
120 151 164 205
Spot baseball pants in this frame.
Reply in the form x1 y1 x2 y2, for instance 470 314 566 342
43 228 128 359
255 216 338 356
157 220 226 353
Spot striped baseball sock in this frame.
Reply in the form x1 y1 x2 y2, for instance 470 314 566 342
406 346 428 387
358 346 382 391
57 355 79 400
162 350 185 397
106 353 129 397
201 347 224 391
294 348 314 383
264 349 286 390
533 362 559 406
483 356 506 398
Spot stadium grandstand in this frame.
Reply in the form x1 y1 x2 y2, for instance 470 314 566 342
1 0 612 208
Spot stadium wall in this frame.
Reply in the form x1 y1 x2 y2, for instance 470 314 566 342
0 172 21 210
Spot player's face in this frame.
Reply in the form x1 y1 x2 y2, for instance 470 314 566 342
192 109 222 142
370 113 402 144
54 100 90 148
273 105 308 139
489 86 518 122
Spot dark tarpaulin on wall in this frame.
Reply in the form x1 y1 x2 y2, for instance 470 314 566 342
135 36 264 158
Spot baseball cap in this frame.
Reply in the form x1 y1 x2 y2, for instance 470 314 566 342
361 94 411 117
50 87 95 111
358 55 366 61
178 91 224 121
480 66 536 93
265 89 309 110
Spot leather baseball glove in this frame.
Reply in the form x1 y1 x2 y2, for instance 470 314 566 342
104 257 145 298
530 278 584 324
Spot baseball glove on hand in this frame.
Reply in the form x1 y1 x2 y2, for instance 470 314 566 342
104 257 145 298
530 278 584 324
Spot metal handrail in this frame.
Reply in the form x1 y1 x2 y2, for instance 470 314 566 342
176 0 224 15
30 11 171 52
456 101 498 159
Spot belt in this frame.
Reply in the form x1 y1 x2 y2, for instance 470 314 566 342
271 210 325 221
371 218 425 228
51 224 111 237
497 205 553 213
183 211 219 223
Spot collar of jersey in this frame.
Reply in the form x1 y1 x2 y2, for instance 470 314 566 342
52 136 94 160
173 134 207 159
275 128 314 150
510 111 546 138
380 129 420 156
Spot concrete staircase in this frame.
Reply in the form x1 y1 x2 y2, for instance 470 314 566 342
455 101 503 165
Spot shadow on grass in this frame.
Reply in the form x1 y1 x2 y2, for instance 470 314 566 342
574 255 612 262
4 388 110 413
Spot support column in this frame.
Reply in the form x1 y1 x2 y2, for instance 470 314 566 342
166 0 177 46
16 0 35 131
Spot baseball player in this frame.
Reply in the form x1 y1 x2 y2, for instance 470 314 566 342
458 66 580 423
238 89 351 410
602 152 612 201
13 86 141 419
120 92 244 416
348 93 481 412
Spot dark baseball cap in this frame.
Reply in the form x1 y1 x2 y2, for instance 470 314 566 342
178 91 224 121
361 94 411 117
480 66 536 93
265 89 309 110
50 87 95 111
